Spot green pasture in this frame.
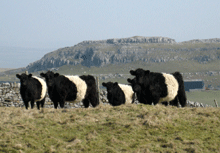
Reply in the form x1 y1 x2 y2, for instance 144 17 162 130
0 104 220 152
186 90 220 107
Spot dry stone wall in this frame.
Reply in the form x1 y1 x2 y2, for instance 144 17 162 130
0 83 213 109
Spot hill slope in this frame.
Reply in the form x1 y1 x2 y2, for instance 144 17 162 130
0 105 220 152
26 36 220 72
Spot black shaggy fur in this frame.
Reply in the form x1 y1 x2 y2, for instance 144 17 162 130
127 78 151 105
172 72 187 107
16 73 45 110
129 68 187 107
79 75 99 108
102 82 126 106
40 71 99 109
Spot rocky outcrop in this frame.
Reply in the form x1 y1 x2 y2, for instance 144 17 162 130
25 36 220 72
94 36 175 44
182 38 220 43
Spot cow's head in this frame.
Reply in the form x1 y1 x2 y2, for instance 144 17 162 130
128 77 150 104
16 73 32 86
40 71 59 86
127 78 142 93
130 68 150 85
102 82 119 95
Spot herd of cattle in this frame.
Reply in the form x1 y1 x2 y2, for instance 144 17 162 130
16 68 187 110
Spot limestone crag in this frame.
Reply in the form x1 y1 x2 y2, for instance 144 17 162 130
25 36 220 72
182 38 220 43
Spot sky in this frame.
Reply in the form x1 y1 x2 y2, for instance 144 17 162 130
0 0 220 68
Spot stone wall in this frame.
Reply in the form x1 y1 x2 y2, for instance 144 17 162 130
0 83 214 109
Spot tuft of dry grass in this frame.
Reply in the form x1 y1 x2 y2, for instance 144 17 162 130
0 104 220 152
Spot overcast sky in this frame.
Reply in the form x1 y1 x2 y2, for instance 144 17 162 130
1 0 220 68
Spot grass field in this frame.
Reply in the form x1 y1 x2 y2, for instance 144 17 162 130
56 60 220 75
0 104 220 152
186 90 220 107
1 60 220 87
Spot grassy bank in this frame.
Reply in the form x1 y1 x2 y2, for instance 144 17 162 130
186 90 220 107
2 60 220 88
0 104 220 152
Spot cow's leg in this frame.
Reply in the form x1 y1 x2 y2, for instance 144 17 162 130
36 101 40 110
88 93 99 107
82 98 90 108
177 89 187 107
40 98 45 108
169 97 179 107
24 101 29 109
173 72 187 107
150 90 161 105
59 100 65 108
31 100 35 109
161 101 168 106
152 96 160 105
54 101 58 109
145 96 153 105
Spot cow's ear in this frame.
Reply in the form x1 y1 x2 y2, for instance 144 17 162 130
54 73 59 77
113 82 118 86
16 74 21 79
102 82 107 87
40 73 46 77
145 70 150 75
127 78 132 83
130 70 136 76
28 74 32 78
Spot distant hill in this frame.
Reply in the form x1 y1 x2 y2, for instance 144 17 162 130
26 36 220 73
0 68 12 72
1 36 220 88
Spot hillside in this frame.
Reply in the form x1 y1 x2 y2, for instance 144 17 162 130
1 36 220 88
26 36 220 72
0 105 220 152
0 68 12 72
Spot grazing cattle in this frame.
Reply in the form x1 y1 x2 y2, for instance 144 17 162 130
16 73 47 110
102 82 135 106
40 71 99 109
129 68 187 107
